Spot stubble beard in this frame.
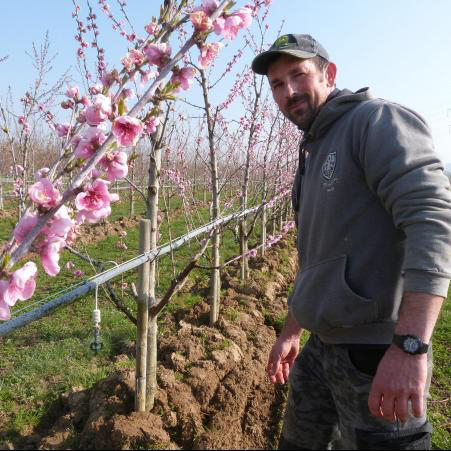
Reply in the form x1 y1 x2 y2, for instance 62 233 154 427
285 95 318 131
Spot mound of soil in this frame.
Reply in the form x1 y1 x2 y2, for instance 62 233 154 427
77 216 140 246
12 236 298 450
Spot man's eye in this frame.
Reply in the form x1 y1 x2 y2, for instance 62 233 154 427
295 72 306 78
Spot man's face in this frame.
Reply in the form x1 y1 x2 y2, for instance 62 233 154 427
267 55 335 131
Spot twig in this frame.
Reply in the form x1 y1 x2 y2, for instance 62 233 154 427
149 231 213 316
124 176 147 202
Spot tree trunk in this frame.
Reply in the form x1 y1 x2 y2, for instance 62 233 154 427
135 219 150 412
200 69 221 326
145 115 163 411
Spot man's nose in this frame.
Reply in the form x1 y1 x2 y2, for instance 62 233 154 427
285 82 297 99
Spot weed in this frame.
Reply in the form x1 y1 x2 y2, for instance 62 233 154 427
217 338 232 351
174 372 186 382
224 307 240 322
263 310 287 335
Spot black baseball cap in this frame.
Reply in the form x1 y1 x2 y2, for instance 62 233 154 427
251 34 329 75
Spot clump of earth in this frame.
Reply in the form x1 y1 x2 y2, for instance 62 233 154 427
9 236 297 450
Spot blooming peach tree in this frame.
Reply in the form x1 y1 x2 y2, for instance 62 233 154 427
0 0 272 321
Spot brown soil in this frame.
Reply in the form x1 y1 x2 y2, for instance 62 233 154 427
77 216 140 247
11 236 298 450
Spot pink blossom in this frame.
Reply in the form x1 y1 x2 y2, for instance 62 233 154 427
85 94 112 126
89 84 103 95
129 49 145 66
66 85 80 99
66 224 81 244
0 281 11 320
234 7 253 29
75 179 117 224
44 206 75 240
29 179 62 209
2 262 37 307
144 21 158 35
13 211 38 244
55 123 72 138
81 95 91 106
213 17 225 35
121 55 134 71
282 221 295 233
100 151 129 181
190 11 213 32
75 127 107 159
247 249 258 258
198 0 219 15
144 116 160 135
222 15 242 40
61 100 74 110
73 269 84 277
119 230 127 237
18 116 26 125
66 261 75 270
35 167 49 180
122 52 144 71
199 42 224 69
112 116 143 147
144 43 171 67
40 237 66 276
171 67 195 92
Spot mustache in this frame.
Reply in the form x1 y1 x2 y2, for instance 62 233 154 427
287 94 308 109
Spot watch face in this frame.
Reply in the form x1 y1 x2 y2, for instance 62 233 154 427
403 337 420 353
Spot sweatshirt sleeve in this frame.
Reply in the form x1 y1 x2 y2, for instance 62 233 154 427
359 101 451 297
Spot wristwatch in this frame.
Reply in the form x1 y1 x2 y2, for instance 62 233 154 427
392 334 429 355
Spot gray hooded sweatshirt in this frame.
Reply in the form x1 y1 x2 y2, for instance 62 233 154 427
289 88 451 344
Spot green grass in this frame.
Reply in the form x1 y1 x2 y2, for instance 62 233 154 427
430 299 451 450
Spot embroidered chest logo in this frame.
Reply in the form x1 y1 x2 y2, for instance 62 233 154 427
322 152 337 180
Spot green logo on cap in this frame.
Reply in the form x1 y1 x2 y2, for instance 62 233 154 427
274 35 289 49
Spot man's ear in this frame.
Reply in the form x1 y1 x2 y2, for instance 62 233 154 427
326 62 337 87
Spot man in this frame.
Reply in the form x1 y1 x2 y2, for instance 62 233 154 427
251 34 451 450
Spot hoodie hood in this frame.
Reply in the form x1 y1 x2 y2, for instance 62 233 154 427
307 87 374 140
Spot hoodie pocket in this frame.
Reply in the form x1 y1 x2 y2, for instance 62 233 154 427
290 255 378 335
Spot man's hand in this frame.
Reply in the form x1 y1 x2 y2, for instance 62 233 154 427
266 310 302 384
267 334 300 384
368 291 443 422
368 345 428 422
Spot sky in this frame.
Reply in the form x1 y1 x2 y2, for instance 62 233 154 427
1 0 451 166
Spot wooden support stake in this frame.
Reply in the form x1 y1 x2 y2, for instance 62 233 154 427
135 219 151 412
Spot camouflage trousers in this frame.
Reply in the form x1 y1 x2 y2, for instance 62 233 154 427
280 334 432 450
